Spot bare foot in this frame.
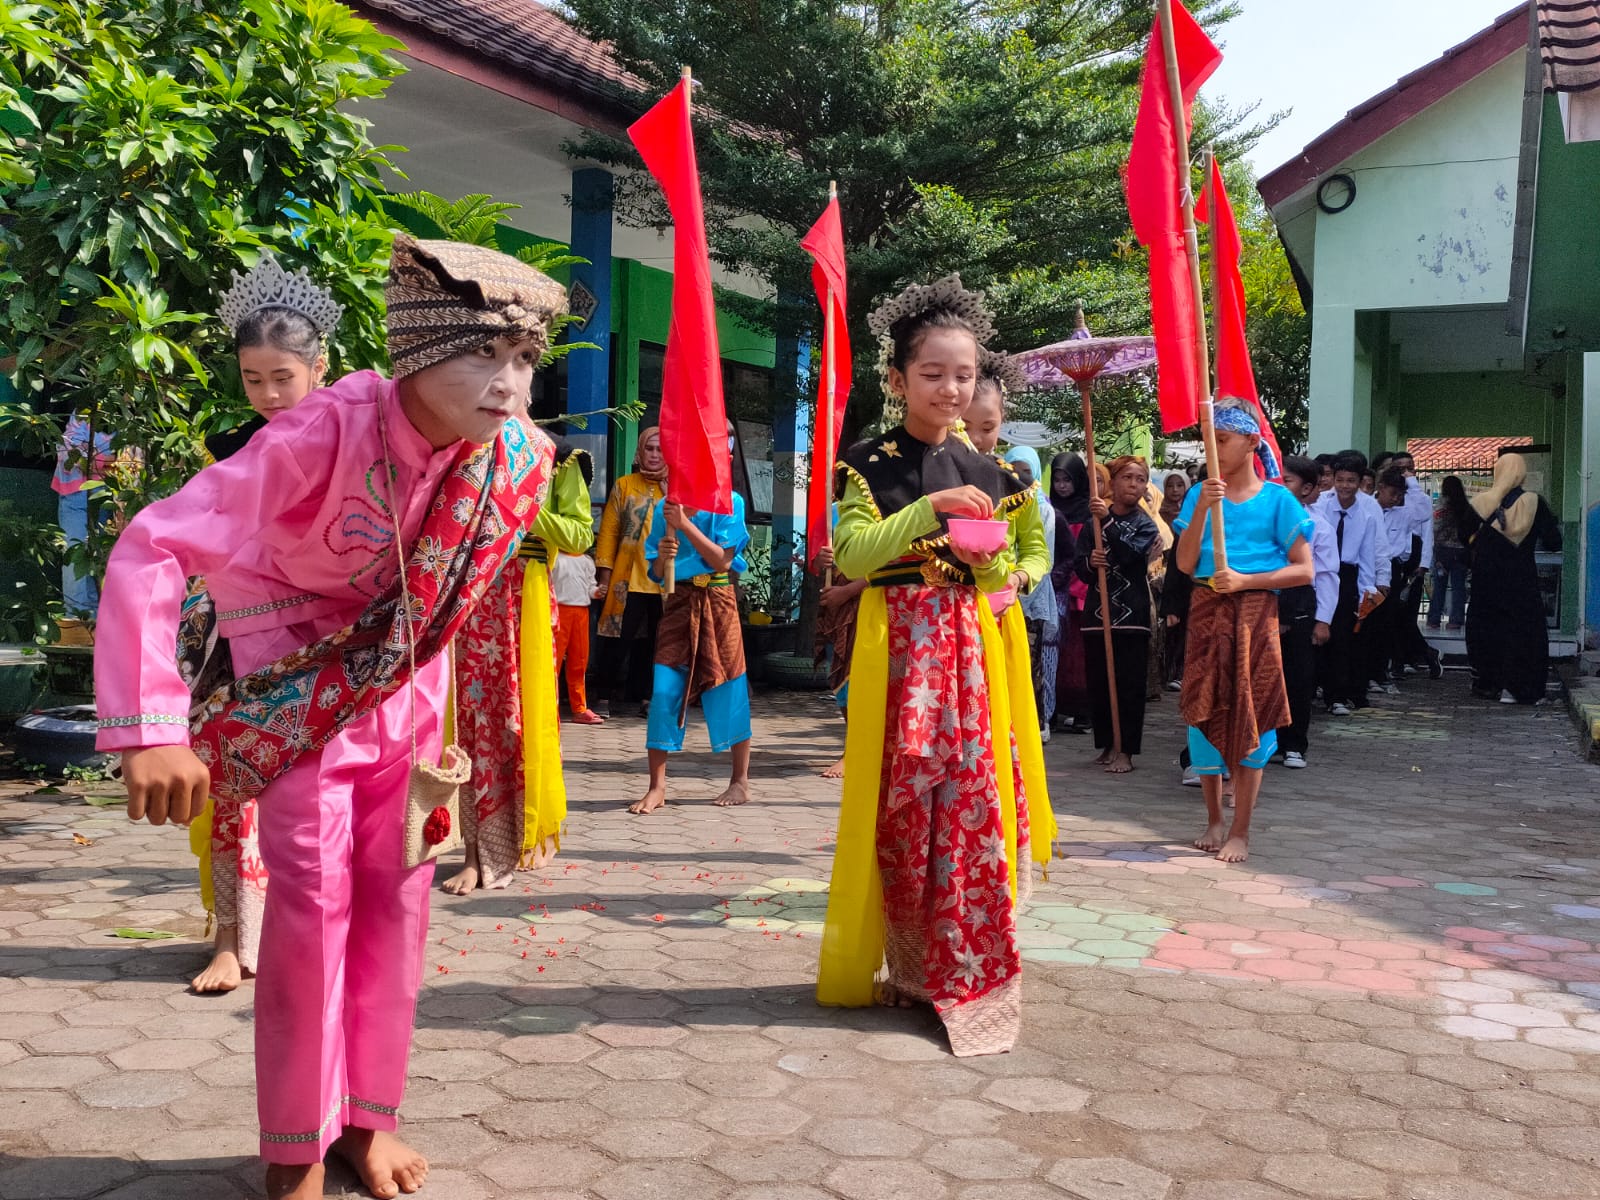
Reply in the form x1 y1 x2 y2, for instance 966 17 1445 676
331 1128 428 1199
265 1163 325 1200
1217 835 1250 864
629 786 667 815
440 865 479 896
192 925 243 993
713 780 751 807
1194 822 1226 853
1104 752 1134 775
1087 749 1112 767
874 981 915 1009
518 835 558 871
820 755 845 779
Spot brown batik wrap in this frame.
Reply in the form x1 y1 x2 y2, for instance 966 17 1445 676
1180 587 1288 768
386 233 568 378
653 583 747 727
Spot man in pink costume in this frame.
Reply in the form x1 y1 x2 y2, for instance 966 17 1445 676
95 236 566 1200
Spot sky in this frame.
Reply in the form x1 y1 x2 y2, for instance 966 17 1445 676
1208 0 1526 175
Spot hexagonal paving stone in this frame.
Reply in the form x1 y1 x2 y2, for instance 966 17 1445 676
592 1118 715 1161
1045 1157 1173 1200
594 1160 731 1200
807 1116 925 1157
697 1097 810 1137
825 1160 950 1200
1261 1153 1386 1199
75 1070 193 1109
107 1039 221 1072
980 1076 1088 1113
924 1137 1043 1181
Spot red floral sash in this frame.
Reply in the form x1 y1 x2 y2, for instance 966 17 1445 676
186 418 554 801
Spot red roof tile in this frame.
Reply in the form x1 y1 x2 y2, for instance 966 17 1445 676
1407 435 1533 472
354 0 645 124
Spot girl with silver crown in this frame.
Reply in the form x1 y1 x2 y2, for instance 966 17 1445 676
815 276 1055 1057
188 253 343 996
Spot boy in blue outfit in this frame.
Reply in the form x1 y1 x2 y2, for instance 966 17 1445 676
628 488 754 814
1173 400 1313 863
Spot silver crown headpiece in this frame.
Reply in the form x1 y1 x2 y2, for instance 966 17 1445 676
869 274 997 429
978 347 1026 395
218 252 345 336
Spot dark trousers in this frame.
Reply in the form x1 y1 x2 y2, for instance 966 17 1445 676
597 592 663 706
1082 629 1150 756
1278 611 1317 755
1318 563 1362 708
1394 570 1431 668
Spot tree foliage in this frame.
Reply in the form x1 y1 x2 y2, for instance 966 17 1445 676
563 0 1263 438
0 0 405 551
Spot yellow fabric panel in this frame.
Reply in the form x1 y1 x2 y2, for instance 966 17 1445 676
817 586 1027 1008
519 561 566 852
977 597 1020 902
189 797 214 916
1001 601 1057 865
816 586 889 1008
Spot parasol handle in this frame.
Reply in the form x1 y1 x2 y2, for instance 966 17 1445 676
1079 380 1122 758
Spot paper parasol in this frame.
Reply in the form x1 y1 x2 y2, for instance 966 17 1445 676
1018 309 1157 389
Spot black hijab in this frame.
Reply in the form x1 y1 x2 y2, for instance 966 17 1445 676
1049 451 1090 564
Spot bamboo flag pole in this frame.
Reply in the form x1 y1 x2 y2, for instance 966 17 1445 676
663 62 694 597
822 179 838 590
1155 0 1227 572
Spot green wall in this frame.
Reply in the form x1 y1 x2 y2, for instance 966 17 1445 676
1393 370 1552 442
609 257 776 480
1526 96 1600 358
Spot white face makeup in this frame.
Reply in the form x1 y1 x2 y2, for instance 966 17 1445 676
401 337 538 448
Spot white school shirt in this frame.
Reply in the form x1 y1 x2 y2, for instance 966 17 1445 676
1308 507 1340 625
1404 476 1434 570
551 552 598 607
1381 500 1413 570
1314 491 1384 597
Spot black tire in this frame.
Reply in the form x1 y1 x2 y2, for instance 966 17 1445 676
759 651 830 691
12 706 109 773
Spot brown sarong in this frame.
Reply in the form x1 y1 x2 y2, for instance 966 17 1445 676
1180 587 1287 768
655 581 747 726
813 581 860 698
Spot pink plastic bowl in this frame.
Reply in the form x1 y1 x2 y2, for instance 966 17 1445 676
947 517 1009 556
987 586 1016 617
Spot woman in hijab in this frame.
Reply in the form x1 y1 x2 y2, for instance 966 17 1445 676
1463 452 1561 705
594 426 669 716
1049 452 1093 733
1004 446 1058 737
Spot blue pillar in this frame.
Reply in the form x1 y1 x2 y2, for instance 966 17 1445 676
567 168 614 501
771 303 811 621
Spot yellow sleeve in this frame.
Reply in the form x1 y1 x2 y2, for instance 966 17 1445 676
594 476 627 570
1006 496 1050 590
833 475 940 580
531 456 595 555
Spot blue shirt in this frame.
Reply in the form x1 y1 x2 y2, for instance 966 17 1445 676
1174 481 1312 579
644 493 750 579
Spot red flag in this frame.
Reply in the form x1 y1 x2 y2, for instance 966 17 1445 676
1124 2 1222 434
628 79 732 514
1197 157 1284 479
800 195 851 561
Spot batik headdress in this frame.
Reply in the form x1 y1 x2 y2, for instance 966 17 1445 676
385 233 568 379
218 252 344 336
867 274 996 427
1213 397 1281 481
